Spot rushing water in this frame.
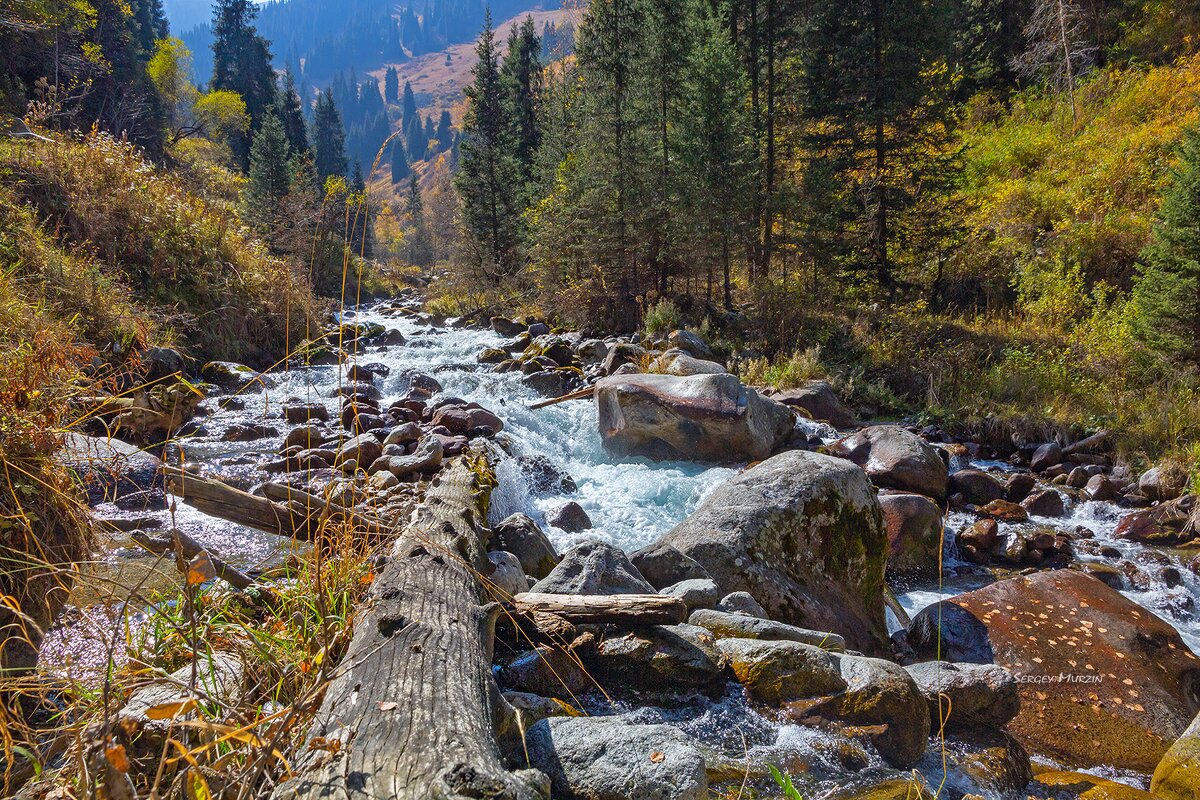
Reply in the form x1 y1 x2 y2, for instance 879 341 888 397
41 300 1200 796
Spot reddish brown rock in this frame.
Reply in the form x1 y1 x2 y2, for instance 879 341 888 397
908 570 1200 772
980 499 1029 523
1114 496 1199 545
878 492 944 579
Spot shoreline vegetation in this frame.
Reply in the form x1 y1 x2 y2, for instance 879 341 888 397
1 0 1200 798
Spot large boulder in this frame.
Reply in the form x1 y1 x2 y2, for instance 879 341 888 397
490 513 559 579
1153 710 1200 800
529 541 655 595
772 380 855 429
657 450 889 653
1140 466 1187 502
594 373 793 462
524 716 708 800
826 426 948 500
59 433 164 505
948 469 1006 505
717 638 846 705
820 654 931 768
649 351 726 377
907 570 1200 772
629 542 712 589
593 623 725 691
904 661 1020 733
1114 495 1198 545
877 492 943 580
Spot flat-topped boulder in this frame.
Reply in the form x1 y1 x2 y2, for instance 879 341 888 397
657 450 888 653
594 373 793 462
908 570 1200 772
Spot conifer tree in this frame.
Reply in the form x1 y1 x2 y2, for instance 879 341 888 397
1134 126 1200 363
405 176 433 266
391 136 411 183
436 110 452 145
401 80 418 125
384 66 400 104
211 0 277 167
244 112 292 229
312 88 348 182
500 15 543 187
279 69 309 155
405 113 427 161
455 11 524 281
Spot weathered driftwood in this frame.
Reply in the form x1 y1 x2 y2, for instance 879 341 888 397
511 592 686 626
527 385 595 410
163 467 387 541
117 652 245 738
274 457 548 800
1064 429 1109 455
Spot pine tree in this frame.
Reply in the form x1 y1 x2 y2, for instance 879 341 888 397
436 110 452 146
244 112 292 229
454 11 524 281
384 66 400 104
677 4 754 308
348 160 374 258
405 176 433 266
279 69 309 154
1134 126 1200 363
405 113 427 161
401 80 418 125
500 15 543 187
312 88 348 182
211 0 277 167
390 136 410 183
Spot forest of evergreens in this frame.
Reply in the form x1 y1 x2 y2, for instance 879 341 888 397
447 0 1200 466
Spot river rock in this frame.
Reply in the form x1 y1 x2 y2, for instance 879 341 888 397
524 716 708 800
487 551 530 596
368 470 399 490
593 623 724 691
689 608 846 651
1033 771 1156 799
375 435 443 478
222 422 277 442
667 329 713 359
547 501 592 532
811 654 931 768
530 541 655 595
907 570 1200 772
904 661 1020 732
772 381 855 429
594 373 793 462
878 492 943 580
715 591 767 618
398 370 442 400
939 731 1034 798
658 449 888 653
1029 442 1063 472
1021 488 1065 517
603 343 647 375
491 316 525 337
142 346 190 382
1140 466 1187 502
980 498 1028 522
826 425 948 500
501 645 592 698
1005 472 1036 502
948 469 1006 505
718 638 846 705
1153 709 1200 800
659 579 719 611
432 404 504 435
524 368 583 397
201 360 269 390
491 513 559 579
1114 495 1198 545
284 402 329 424
478 347 508 364
517 454 577 494
650 351 726 376
575 338 610 365
334 433 382 469
383 422 421 447
59 433 164 505
629 542 712 589
1083 474 1118 502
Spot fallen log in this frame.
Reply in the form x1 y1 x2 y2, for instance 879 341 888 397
163 467 388 541
131 529 257 593
527 385 595 410
1063 429 1109 455
511 592 686 626
274 456 549 800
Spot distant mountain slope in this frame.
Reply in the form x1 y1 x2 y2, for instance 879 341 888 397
163 0 216 33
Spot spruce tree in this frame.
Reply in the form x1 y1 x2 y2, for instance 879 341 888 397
1134 126 1200 363
211 0 277 167
390 136 411 183
312 88 348 182
405 176 433 266
384 66 400 104
244 112 292 229
279 69 309 155
454 11 524 281
401 80 418 125
436 110 452 145
405 113 427 161
500 15 543 187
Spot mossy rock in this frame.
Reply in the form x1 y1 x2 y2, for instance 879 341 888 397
1035 770 1156 800
1152 711 1200 800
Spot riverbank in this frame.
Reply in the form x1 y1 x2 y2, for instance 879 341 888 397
8 295 1198 799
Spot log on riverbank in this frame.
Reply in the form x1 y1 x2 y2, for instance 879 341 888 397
273 456 549 800
512 592 686 626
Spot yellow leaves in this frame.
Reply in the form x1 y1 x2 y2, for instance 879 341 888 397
105 743 130 773
185 770 212 800
146 699 199 720
187 551 216 586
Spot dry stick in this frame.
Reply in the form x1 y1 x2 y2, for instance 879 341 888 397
130 529 256 592
527 385 595 410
